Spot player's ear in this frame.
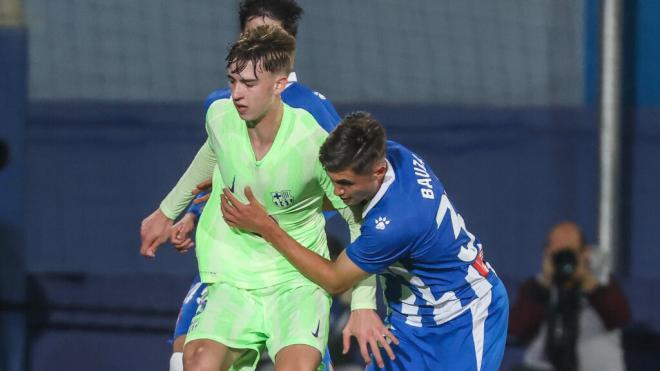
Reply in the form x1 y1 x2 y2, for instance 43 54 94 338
373 159 387 180
274 75 288 93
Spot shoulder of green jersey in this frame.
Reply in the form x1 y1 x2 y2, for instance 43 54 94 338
205 98 236 129
206 97 233 119
286 104 330 139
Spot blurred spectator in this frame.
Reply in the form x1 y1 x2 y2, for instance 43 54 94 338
509 221 631 371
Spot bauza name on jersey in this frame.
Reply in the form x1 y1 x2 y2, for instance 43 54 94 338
412 153 435 200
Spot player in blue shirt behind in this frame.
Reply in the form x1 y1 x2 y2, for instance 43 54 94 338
220 111 509 370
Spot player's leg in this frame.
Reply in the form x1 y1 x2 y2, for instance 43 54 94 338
272 337 334 371
267 284 332 371
183 339 243 371
185 282 267 371
170 275 206 371
274 344 322 371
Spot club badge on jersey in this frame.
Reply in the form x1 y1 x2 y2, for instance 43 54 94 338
271 190 294 208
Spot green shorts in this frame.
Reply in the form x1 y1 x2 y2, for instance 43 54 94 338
185 281 331 370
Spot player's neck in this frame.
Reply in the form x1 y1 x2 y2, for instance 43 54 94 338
247 100 284 161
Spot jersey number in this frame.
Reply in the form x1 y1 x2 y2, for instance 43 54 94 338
435 193 479 262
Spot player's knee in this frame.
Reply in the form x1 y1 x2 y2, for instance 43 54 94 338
182 343 214 371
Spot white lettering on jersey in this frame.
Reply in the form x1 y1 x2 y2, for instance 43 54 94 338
412 153 434 199
435 193 479 262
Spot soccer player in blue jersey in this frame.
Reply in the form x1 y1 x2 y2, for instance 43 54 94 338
221 111 509 371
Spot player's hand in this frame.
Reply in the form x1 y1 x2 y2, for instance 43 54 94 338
220 187 275 234
139 208 173 258
192 178 212 204
342 309 399 368
171 212 197 253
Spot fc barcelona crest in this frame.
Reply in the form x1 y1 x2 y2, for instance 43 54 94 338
271 190 294 208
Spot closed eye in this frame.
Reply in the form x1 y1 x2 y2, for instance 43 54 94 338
335 180 354 186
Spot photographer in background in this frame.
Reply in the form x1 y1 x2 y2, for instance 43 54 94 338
509 221 631 371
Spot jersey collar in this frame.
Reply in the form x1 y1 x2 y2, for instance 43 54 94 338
286 72 298 88
362 158 395 219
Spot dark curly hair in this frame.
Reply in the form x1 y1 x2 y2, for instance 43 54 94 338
239 0 304 37
320 112 387 175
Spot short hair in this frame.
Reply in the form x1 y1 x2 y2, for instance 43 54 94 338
320 111 387 175
239 0 304 37
226 24 296 77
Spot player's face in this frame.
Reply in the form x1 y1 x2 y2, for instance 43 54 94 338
228 61 286 123
327 162 387 206
244 15 283 32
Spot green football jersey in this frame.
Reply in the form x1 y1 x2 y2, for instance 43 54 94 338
194 99 344 288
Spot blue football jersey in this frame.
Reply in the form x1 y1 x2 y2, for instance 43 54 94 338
346 141 498 328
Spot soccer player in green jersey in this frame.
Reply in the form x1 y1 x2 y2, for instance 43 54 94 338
139 25 393 371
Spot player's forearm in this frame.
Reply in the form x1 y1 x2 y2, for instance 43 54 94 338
261 222 356 295
160 141 216 219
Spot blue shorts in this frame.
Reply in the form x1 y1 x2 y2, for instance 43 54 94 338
172 275 334 369
172 274 207 340
369 278 509 371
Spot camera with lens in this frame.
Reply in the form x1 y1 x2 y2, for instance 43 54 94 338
552 248 578 286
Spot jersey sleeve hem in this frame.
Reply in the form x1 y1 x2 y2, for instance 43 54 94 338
346 244 383 274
